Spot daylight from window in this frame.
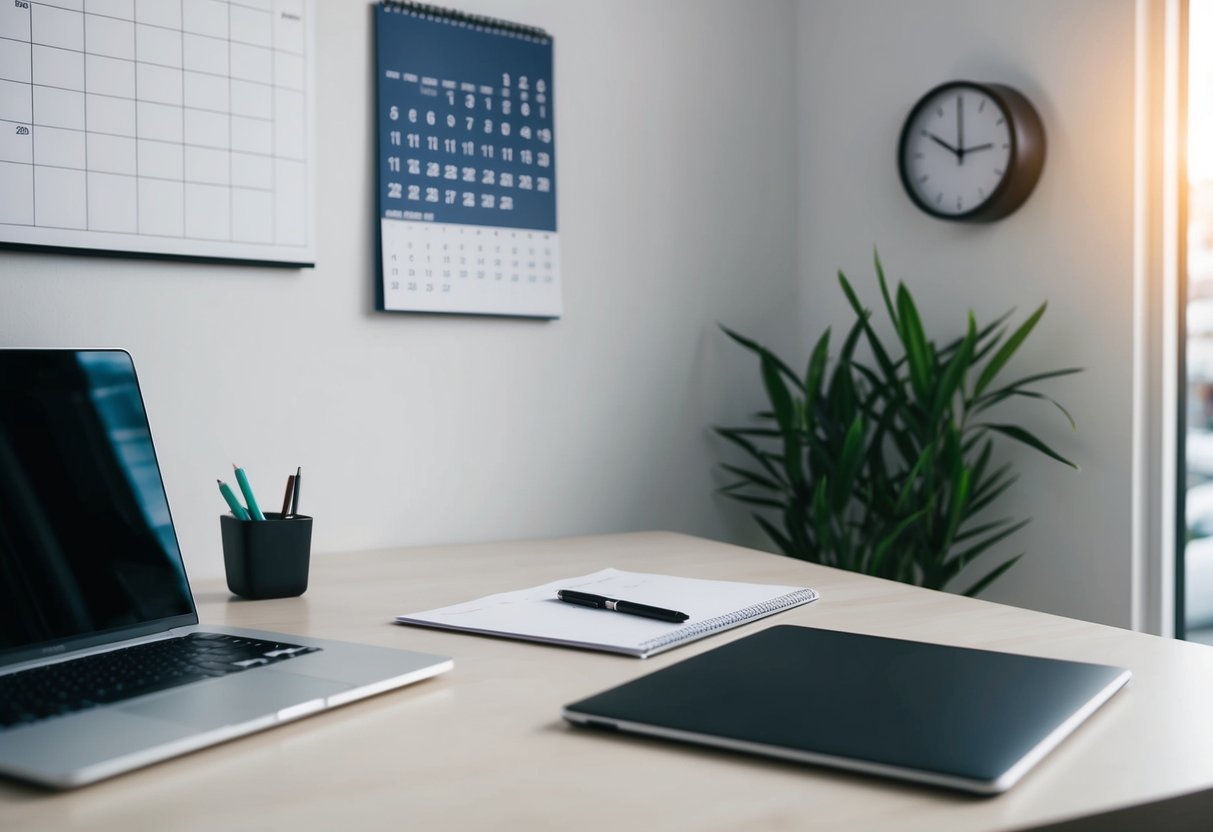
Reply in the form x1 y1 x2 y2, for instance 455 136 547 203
1186 0 1213 641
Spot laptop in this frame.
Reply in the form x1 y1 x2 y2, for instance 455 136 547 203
563 625 1130 794
0 349 452 789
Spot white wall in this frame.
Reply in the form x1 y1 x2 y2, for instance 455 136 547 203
795 0 1139 626
0 0 1152 629
0 0 798 580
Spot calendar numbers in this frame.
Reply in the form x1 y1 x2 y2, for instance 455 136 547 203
381 222 559 316
376 5 559 317
377 54 555 231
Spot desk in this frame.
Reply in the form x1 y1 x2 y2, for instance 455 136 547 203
3 531 1213 831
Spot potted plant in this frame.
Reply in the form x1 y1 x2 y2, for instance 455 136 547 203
716 255 1079 596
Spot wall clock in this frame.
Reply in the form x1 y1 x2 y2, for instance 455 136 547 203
897 81 1046 222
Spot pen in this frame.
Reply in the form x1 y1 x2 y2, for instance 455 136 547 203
281 474 296 516
290 466 301 515
217 479 251 520
556 589 689 623
233 464 265 520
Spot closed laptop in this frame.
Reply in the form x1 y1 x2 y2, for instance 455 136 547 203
563 624 1130 794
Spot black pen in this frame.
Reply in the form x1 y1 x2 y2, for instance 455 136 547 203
556 589 689 623
290 466 301 515
280 474 296 516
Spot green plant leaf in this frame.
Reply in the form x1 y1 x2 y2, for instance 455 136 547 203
805 328 831 420
753 514 795 556
785 499 814 561
869 509 924 575
978 367 1083 400
838 271 899 384
832 415 866 511
953 516 1018 543
983 423 1078 469
969 460 1010 499
972 327 1006 365
760 354 807 488
720 463 783 492
873 250 900 331
720 262 1076 598
724 493 787 510
827 354 860 428
942 466 972 553
810 478 832 556
894 442 934 512
941 309 1013 363
840 313 866 364
878 389 923 466
896 283 934 403
717 426 783 438
970 438 994 486
960 554 1023 597
973 303 1046 397
966 471 1019 516
714 428 786 483
945 518 1030 571
931 313 976 424
851 362 891 397
975 389 1076 430
762 354 797 433
721 325 805 391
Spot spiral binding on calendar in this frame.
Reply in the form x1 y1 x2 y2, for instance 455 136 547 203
636 588 821 654
380 1 551 42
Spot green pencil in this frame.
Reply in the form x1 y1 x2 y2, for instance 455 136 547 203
217 479 251 520
232 464 265 520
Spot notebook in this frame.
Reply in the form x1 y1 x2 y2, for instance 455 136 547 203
395 568 819 658
0 350 452 789
563 625 1131 794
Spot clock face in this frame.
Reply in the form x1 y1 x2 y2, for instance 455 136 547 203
899 84 1015 218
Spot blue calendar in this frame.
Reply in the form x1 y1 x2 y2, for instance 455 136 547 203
374 2 560 317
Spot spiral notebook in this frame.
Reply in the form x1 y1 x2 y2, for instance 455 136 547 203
395 568 819 658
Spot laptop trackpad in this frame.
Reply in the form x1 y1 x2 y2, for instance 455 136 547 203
119 670 348 729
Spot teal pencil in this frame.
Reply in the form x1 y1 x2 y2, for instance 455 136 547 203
232 464 265 520
217 479 251 520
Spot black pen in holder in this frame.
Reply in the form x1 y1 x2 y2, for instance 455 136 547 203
220 512 313 600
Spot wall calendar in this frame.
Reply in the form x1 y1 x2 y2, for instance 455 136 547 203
374 1 560 318
0 0 315 266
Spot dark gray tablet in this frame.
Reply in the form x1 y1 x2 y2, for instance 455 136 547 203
562 625 1130 794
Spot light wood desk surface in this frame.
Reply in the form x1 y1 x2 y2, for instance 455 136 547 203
3 531 1213 831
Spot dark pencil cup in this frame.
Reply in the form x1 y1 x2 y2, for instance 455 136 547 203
220 512 313 600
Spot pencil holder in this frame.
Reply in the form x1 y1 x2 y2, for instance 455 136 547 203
220 512 313 600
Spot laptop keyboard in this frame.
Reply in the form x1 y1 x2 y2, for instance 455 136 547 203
0 633 320 729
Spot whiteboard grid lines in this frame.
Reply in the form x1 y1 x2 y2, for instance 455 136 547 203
0 0 314 261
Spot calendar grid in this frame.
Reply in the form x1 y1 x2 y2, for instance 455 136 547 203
375 2 560 317
0 0 314 263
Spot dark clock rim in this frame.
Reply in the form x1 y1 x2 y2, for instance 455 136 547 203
897 80 1033 223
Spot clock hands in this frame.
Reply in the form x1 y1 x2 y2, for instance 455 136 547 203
957 95 964 166
929 126 994 162
928 133 990 160
927 99 995 164
927 132 961 158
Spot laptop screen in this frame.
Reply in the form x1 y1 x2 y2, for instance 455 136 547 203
0 350 196 662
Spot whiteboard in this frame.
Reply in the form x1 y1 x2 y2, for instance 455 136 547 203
0 0 315 266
